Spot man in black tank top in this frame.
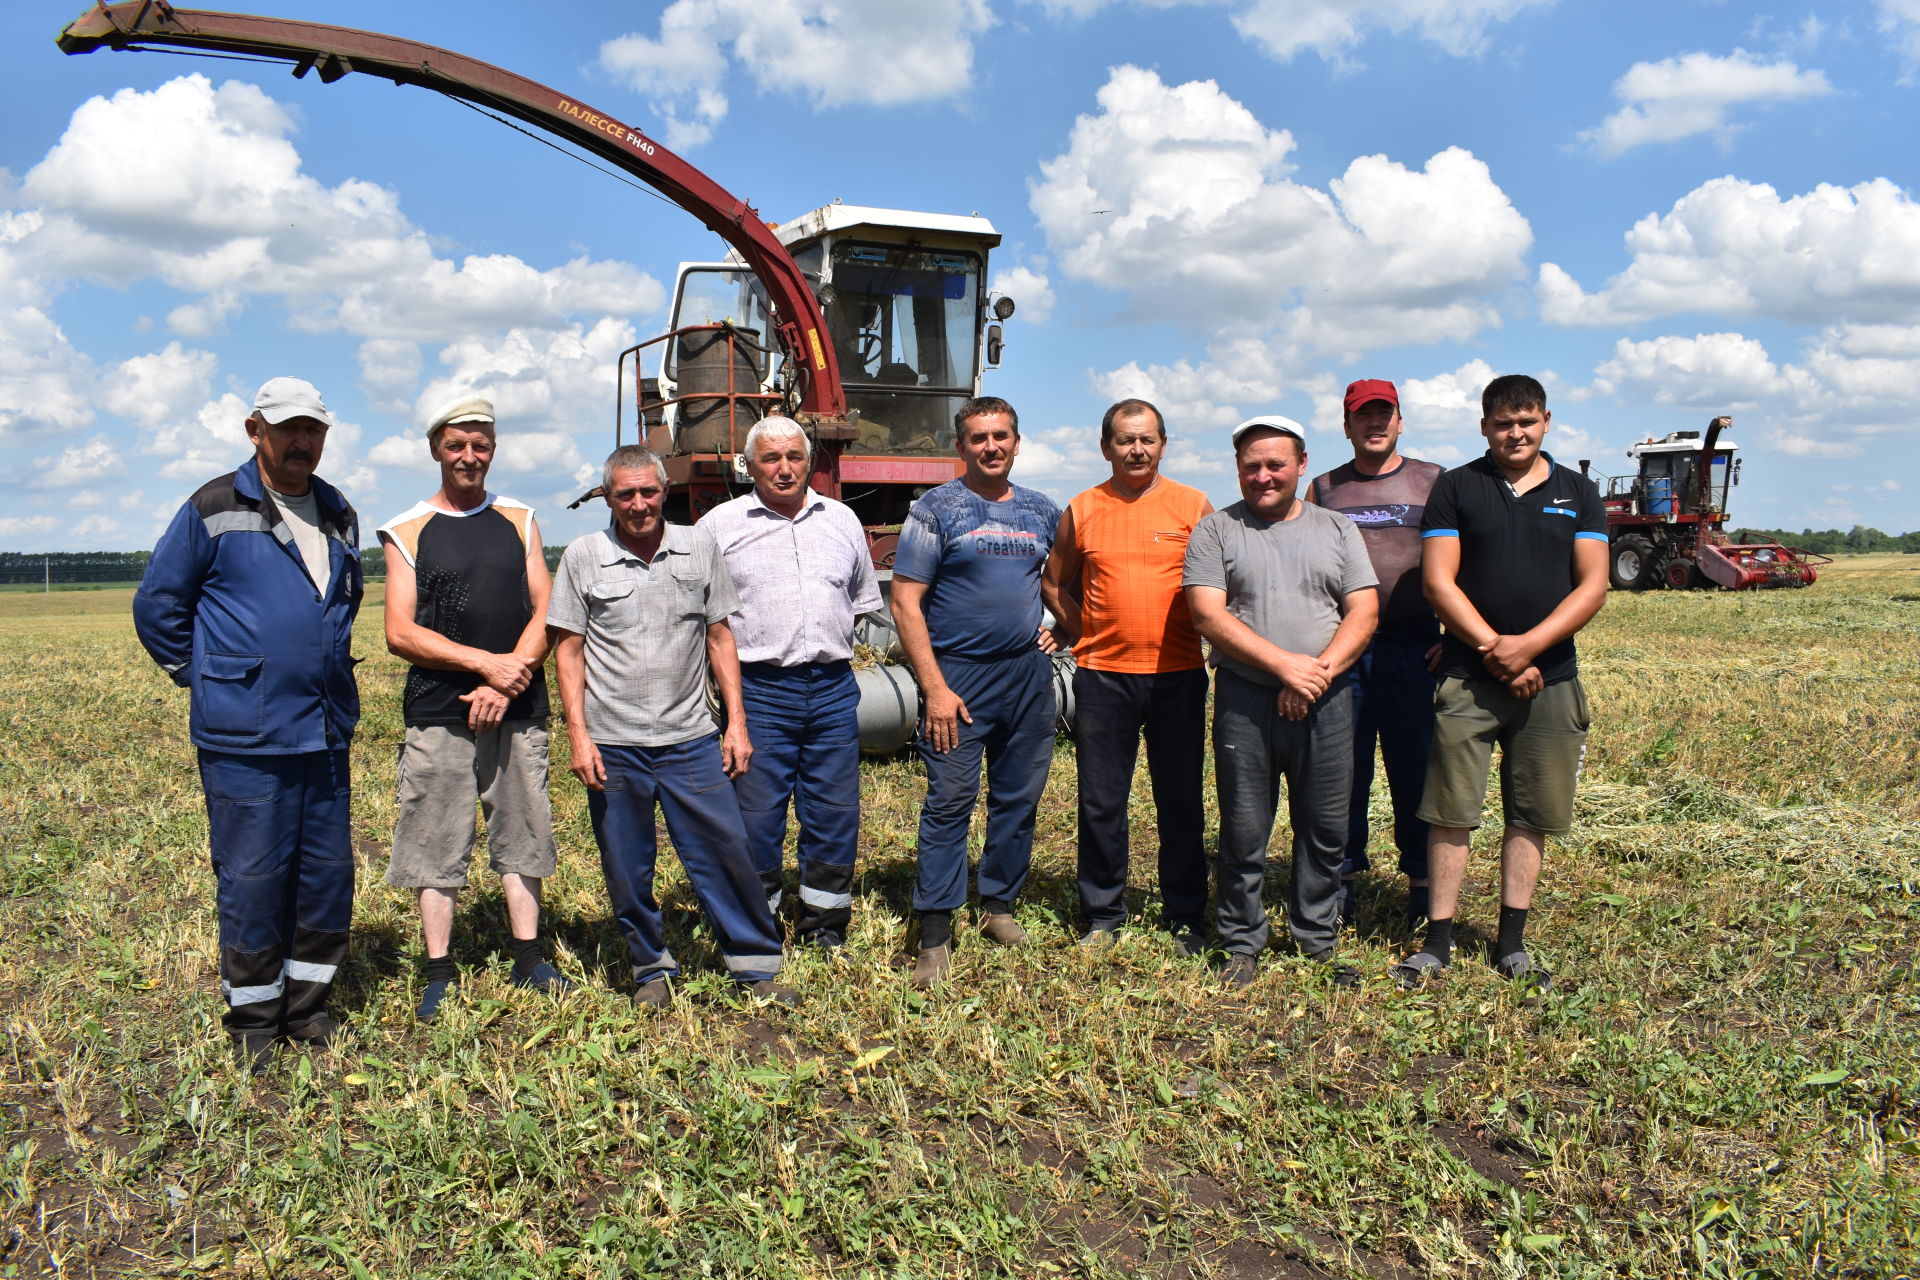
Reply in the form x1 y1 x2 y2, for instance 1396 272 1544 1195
1308 379 1445 933
378 396 570 1020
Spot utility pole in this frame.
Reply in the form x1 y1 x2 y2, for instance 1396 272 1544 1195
44 555 50 594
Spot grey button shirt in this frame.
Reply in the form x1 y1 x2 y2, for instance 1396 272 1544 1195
548 523 741 747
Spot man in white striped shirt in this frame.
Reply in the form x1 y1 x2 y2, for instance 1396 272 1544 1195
701 417 883 948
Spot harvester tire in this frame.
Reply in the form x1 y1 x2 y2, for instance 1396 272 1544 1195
1610 534 1655 590
1664 559 1703 590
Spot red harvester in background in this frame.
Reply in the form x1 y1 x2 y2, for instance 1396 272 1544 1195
1583 416 1830 591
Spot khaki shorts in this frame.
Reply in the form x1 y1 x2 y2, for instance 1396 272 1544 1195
387 720 557 888
1417 676 1590 836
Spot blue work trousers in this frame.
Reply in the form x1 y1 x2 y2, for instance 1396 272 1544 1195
913 649 1056 913
1343 634 1439 882
734 660 862 939
587 735 784 985
198 748 354 1035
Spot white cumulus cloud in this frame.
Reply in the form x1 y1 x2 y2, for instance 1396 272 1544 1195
15 76 664 348
1539 176 1920 328
1590 333 1787 407
990 263 1055 325
1032 67 1531 352
600 0 994 150
1579 50 1833 156
1033 0 1549 64
29 436 124 489
1877 0 1920 72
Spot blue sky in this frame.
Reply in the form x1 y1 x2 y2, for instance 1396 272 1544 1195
4 0 1918 551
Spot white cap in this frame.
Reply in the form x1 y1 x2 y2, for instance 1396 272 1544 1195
1230 414 1306 449
252 377 335 428
427 393 496 439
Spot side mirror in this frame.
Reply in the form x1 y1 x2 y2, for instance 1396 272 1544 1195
985 323 1005 367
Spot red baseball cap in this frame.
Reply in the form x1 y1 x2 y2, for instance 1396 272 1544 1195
1343 378 1399 413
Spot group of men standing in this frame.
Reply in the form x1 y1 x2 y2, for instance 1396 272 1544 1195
136 370 1606 1068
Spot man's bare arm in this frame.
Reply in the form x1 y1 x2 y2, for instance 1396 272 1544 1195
381 533 532 695
1040 506 1083 646
551 628 602 789
1421 535 1498 653
1479 538 1609 680
1184 584 1331 700
1317 586 1379 678
510 516 553 666
706 619 753 779
891 576 970 753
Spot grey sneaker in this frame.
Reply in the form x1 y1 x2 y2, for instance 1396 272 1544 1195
1077 928 1120 951
633 977 673 1009
1220 954 1258 988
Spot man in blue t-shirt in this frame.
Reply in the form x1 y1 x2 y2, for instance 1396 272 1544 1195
890 396 1061 989
1394 374 1608 992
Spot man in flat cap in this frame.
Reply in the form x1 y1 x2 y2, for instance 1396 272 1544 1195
1182 415 1377 988
378 393 570 1020
135 376 363 1069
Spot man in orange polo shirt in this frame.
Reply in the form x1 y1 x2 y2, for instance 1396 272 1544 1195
1044 399 1213 953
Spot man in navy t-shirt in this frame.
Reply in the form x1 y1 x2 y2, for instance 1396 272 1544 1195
890 396 1061 988
1394 374 1608 991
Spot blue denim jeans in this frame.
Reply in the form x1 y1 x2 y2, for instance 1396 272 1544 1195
198 748 354 1034
733 661 861 939
1343 633 1439 882
913 649 1056 913
587 735 784 984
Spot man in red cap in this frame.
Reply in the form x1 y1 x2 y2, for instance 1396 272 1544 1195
1307 379 1445 933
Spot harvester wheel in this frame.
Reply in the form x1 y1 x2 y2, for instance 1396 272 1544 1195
1610 534 1654 590
1664 559 1703 590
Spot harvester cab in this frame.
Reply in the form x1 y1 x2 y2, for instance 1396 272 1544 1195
1589 416 1827 591
624 205 1008 565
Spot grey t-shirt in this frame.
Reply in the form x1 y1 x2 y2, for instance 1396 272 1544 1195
1182 499 1378 687
266 483 331 596
547 523 741 748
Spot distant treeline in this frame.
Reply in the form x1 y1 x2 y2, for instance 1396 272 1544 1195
6 531 1912 586
0 551 151 584
1731 526 1920 554
0 547 569 584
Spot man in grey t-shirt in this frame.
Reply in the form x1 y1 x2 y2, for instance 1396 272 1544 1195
548 445 793 1008
1183 416 1378 987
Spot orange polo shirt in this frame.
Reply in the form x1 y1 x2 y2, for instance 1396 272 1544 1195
1067 476 1209 673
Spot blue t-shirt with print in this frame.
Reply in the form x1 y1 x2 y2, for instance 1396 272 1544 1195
893 478 1061 661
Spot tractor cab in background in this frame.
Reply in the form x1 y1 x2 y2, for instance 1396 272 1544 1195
625 204 1010 554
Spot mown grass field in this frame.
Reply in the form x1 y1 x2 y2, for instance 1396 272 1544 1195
3 557 1917 1278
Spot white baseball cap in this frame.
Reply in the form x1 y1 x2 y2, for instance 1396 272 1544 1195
252 376 336 428
1230 414 1307 450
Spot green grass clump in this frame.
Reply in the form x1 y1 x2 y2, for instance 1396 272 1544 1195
2 558 1916 1277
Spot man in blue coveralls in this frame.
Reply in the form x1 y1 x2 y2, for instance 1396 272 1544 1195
889 396 1061 989
135 376 363 1070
